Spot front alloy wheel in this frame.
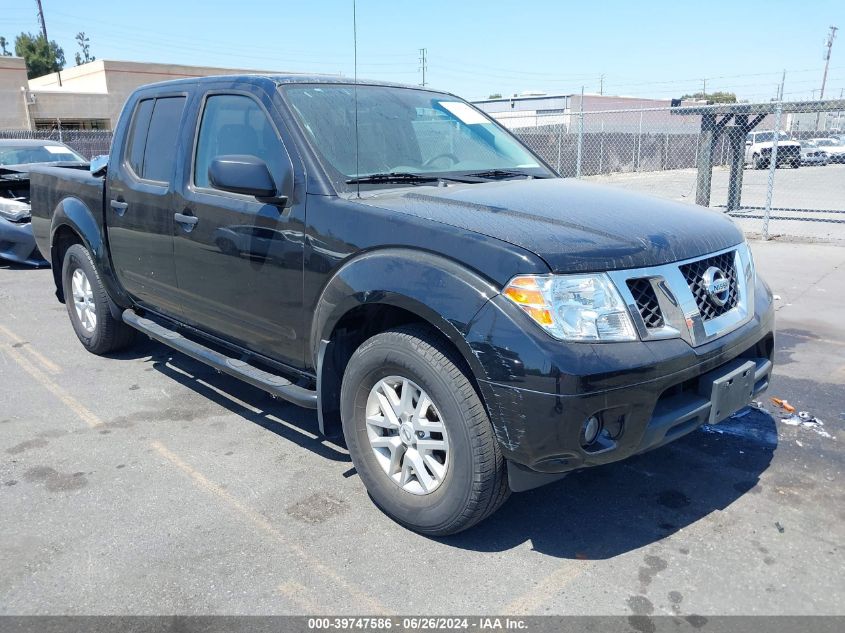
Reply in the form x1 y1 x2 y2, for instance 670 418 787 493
340 325 510 535
366 376 450 495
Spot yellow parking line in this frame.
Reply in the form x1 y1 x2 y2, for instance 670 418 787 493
0 322 62 374
503 561 589 615
151 440 390 615
0 336 102 429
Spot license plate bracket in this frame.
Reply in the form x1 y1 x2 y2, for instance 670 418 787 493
698 359 757 424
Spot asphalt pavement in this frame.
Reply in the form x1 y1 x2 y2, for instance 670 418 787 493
0 238 843 618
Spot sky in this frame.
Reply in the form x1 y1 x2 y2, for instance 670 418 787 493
1 0 843 102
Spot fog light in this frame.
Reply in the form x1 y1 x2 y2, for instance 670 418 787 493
582 416 601 445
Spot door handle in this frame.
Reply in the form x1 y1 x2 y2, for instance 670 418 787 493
174 211 199 232
110 200 128 216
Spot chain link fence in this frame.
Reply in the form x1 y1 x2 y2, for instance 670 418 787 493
0 129 113 160
4 101 845 241
510 99 845 241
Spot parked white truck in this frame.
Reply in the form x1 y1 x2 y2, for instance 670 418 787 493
744 130 801 169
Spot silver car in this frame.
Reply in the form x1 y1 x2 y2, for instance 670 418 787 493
799 140 829 166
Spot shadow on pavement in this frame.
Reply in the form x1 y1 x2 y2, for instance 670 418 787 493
440 408 777 559
112 339 777 558
124 340 350 463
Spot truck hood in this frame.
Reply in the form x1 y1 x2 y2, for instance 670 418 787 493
359 178 744 273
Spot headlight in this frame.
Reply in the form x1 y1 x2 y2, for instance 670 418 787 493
503 273 637 342
0 199 31 223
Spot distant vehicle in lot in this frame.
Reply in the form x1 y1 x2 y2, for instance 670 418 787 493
29 75 775 535
0 140 86 266
744 130 800 169
808 137 845 163
798 140 829 166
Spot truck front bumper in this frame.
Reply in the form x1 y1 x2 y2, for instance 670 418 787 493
0 217 48 266
465 275 775 492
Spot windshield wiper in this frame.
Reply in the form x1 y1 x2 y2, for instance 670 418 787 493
346 172 439 185
464 169 539 180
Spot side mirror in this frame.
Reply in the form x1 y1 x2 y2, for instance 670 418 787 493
209 155 287 204
745 140 752 146
90 155 108 177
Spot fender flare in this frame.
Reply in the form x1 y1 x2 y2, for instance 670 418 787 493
311 249 501 435
49 197 130 316
311 248 499 370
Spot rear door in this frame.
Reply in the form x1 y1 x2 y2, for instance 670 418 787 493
172 86 306 368
106 93 188 315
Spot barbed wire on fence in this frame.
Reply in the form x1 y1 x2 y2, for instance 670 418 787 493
0 129 113 160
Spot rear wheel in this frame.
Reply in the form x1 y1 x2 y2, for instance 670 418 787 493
340 325 509 535
61 244 135 355
753 154 765 169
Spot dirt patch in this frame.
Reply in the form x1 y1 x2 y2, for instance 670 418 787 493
285 492 347 524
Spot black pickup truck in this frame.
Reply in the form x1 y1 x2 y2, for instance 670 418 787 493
30 75 774 535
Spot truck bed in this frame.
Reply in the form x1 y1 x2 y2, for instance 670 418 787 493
29 164 104 262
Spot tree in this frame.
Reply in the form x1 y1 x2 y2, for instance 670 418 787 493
74 31 95 65
0 36 12 56
14 32 65 79
680 91 737 104
488 93 502 99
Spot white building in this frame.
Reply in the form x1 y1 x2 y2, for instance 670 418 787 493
1 58 286 130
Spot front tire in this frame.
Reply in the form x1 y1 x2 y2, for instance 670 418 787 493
340 325 509 535
61 244 135 355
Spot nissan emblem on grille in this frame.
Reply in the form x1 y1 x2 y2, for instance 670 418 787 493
702 266 730 307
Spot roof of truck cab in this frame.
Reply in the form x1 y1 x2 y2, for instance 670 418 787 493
135 73 442 92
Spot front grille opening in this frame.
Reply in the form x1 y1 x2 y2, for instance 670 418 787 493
627 278 664 328
679 251 738 321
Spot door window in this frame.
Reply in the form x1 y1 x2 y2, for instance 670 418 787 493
124 96 186 182
125 99 154 177
194 94 286 190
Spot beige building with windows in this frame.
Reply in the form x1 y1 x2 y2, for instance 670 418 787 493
1 58 284 131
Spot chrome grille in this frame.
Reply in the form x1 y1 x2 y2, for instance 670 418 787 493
626 278 664 329
679 251 738 320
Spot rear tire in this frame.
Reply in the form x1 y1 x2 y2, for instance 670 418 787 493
61 244 135 355
340 324 509 535
753 154 765 169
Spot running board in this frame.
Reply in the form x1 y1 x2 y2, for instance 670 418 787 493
122 309 318 409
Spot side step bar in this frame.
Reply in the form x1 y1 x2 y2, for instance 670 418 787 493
122 309 318 409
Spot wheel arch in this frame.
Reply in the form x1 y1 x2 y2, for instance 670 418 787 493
49 197 127 318
312 249 499 437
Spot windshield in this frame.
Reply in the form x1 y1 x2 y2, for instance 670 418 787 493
800 140 817 147
281 84 551 189
0 144 85 166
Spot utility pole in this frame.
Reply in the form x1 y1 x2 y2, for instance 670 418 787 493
819 25 838 100
35 0 62 86
599 74 604 95
418 48 427 87
702 78 707 98
815 26 837 131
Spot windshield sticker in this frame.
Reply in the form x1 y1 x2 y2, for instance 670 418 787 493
438 101 488 125
44 146 69 154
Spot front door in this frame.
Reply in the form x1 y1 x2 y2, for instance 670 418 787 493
106 94 187 316
172 90 305 368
